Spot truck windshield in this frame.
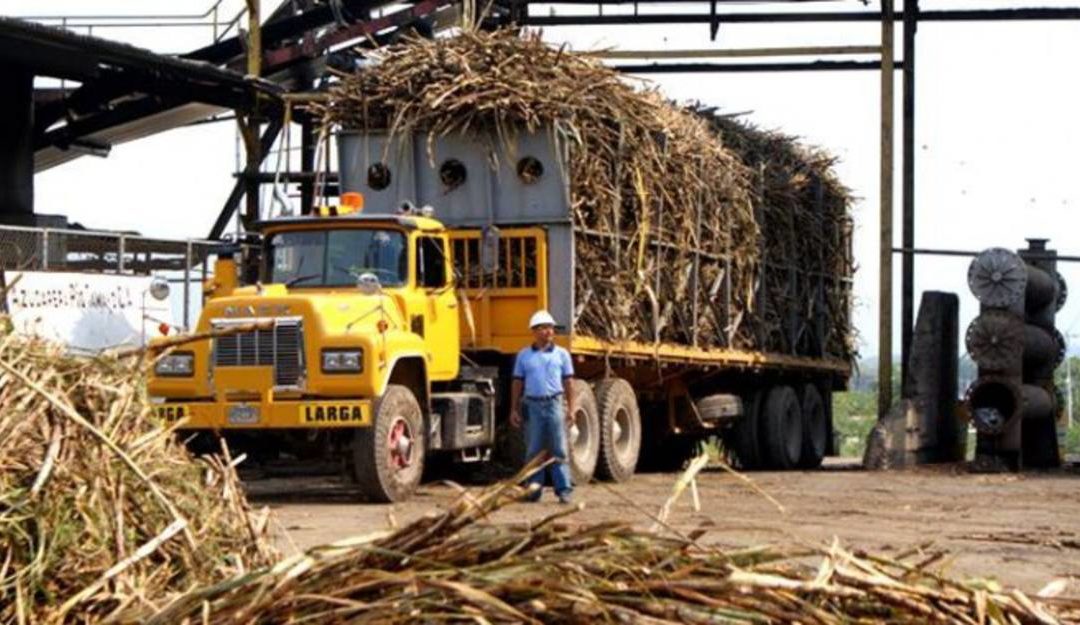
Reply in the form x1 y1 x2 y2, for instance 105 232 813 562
267 229 408 287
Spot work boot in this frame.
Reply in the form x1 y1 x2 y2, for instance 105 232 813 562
557 491 572 505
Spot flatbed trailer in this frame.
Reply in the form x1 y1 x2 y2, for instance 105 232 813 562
441 221 850 480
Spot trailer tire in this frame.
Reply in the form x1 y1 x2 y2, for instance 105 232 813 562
728 391 764 470
567 379 600 483
595 378 641 482
761 385 803 470
798 384 827 469
348 384 426 502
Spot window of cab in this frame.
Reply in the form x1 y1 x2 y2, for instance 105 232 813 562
267 228 408 288
415 236 448 289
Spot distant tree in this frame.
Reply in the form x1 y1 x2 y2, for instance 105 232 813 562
1053 357 1080 455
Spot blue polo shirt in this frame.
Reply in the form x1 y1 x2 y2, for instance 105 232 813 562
513 343 574 398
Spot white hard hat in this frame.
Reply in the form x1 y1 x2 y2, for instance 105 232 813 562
529 310 557 329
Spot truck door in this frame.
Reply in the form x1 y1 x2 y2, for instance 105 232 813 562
416 234 460 380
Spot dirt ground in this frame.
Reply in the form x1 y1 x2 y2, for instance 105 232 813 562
245 459 1080 593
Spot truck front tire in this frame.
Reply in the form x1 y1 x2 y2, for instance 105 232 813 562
595 378 641 482
348 384 426 502
567 379 600 484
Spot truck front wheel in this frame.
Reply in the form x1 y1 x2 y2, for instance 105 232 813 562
348 384 426 502
595 378 641 482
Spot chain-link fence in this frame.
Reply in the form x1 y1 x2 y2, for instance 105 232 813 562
0 225 222 331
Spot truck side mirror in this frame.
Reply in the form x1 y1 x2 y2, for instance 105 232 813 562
480 225 500 274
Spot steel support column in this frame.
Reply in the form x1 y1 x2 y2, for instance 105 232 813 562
300 115 316 215
241 0 264 228
0 70 34 221
900 0 919 394
878 0 896 419
241 121 263 226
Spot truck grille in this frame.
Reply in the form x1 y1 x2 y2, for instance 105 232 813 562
212 317 305 387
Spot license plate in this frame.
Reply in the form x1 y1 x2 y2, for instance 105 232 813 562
155 404 189 422
228 404 260 425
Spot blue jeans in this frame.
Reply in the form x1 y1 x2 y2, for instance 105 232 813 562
522 396 573 497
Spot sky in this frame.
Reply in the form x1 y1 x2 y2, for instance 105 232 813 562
14 0 1080 359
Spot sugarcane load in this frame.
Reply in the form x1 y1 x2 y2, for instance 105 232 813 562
148 30 855 502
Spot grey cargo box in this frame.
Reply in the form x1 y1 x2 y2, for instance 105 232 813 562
337 129 575 330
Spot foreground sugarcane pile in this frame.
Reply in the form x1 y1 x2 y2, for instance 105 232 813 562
137 458 1077 624
0 330 274 624
318 30 855 361
0 337 1074 623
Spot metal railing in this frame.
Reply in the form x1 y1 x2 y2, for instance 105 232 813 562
19 0 247 44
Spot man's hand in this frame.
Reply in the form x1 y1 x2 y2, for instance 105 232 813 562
509 378 524 429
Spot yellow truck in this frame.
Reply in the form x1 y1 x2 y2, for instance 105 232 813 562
150 131 851 502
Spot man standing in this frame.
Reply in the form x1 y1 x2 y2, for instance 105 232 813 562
510 310 575 503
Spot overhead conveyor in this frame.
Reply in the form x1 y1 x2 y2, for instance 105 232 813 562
0 0 458 228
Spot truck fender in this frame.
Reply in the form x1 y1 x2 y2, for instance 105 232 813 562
382 353 429 408
379 352 426 393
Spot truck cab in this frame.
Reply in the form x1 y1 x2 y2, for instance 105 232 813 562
149 204 497 502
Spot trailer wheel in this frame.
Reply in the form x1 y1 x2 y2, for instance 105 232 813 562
348 384 426 502
728 391 764 470
567 379 600 483
595 378 641 482
761 385 803 470
798 384 827 469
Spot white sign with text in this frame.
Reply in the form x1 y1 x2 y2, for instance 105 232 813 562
5 271 174 351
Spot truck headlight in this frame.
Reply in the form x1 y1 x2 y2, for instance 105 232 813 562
322 349 363 373
155 352 194 377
